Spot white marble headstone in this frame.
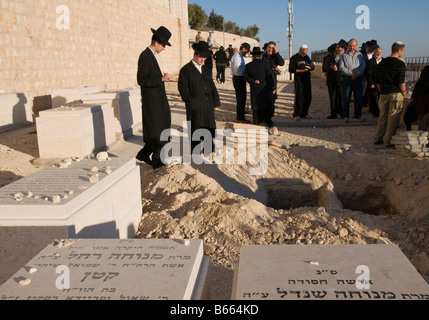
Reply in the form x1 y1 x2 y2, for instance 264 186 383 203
0 239 206 300
232 244 429 300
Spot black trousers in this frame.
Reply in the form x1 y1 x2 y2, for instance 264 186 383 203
216 64 226 83
233 76 247 120
253 109 274 126
327 77 343 116
293 78 312 118
368 86 380 117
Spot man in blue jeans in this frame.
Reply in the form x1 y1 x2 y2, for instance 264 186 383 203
339 39 367 123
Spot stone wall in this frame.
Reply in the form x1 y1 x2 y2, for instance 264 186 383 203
188 30 259 54
0 0 189 124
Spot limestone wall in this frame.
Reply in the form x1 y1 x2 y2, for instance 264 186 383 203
188 30 259 59
0 0 189 124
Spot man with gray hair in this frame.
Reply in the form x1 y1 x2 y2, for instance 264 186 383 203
339 39 366 123
289 44 315 120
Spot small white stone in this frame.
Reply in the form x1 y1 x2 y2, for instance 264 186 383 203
105 169 112 175
90 167 99 173
309 261 320 266
67 190 74 195
19 278 31 286
28 267 37 274
13 193 23 199
52 195 61 204
33 195 40 200
26 191 33 198
183 239 191 246
89 174 99 183
96 152 109 161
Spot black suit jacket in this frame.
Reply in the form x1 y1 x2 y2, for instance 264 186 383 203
178 61 220 132
244 59 275 111
137 48 171 146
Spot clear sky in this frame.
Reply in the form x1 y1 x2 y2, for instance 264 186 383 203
188 0 429 58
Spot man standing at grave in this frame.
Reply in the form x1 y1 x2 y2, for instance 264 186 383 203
178 41 221 156
374 42 407 147
231 42 251 123
244 47 276 127
136 26 172 169
289 44 315 121
339 39 366 123
323 43 341 119
263 41 285 123
366 46 383 117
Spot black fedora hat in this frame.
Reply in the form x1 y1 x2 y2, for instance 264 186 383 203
338 39 348 49
192 41 212 58
327 43 337 53
250 46 264 55
151 26 172 46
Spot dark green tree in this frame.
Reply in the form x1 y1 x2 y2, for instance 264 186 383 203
207 9 224 31
188 3 208 30
244 24 260 38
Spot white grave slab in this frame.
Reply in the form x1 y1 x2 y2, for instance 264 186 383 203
82 89 142 140
0 158 142 285
0 239 209 300
51 86 101 107
0 93 32 127
232 244 429 300
36 103 116 158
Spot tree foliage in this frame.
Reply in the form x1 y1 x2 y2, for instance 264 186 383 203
188 4 208 30
207 9 224 32
188 6 259 39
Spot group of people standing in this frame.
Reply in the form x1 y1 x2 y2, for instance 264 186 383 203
230 41 285 128
319 38 409 147
136 26 424 169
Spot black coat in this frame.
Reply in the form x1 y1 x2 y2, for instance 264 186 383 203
244 59 275 110
178 61 220 132
365 57 383 87
323 54 343 83
137 48 171 147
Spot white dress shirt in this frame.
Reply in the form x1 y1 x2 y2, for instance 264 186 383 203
192 60 203 74
230 51 246 76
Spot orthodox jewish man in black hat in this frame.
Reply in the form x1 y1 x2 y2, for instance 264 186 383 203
178 41 221 156
244 47 276 127
136 26 172 169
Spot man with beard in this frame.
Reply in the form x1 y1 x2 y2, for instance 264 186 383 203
136 26 172 169
323 43 342 119
366 46 383 117
244 47 276 127
178 41 221 156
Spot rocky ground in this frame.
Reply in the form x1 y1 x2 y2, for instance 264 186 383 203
1 73 428 300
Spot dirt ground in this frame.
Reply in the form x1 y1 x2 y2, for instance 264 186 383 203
1 73 428 300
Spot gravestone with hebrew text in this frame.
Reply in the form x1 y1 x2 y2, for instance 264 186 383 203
0 239 210 300
0 157 141 285
232 244 429 300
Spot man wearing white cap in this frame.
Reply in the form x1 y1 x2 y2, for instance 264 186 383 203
289 44 315 120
